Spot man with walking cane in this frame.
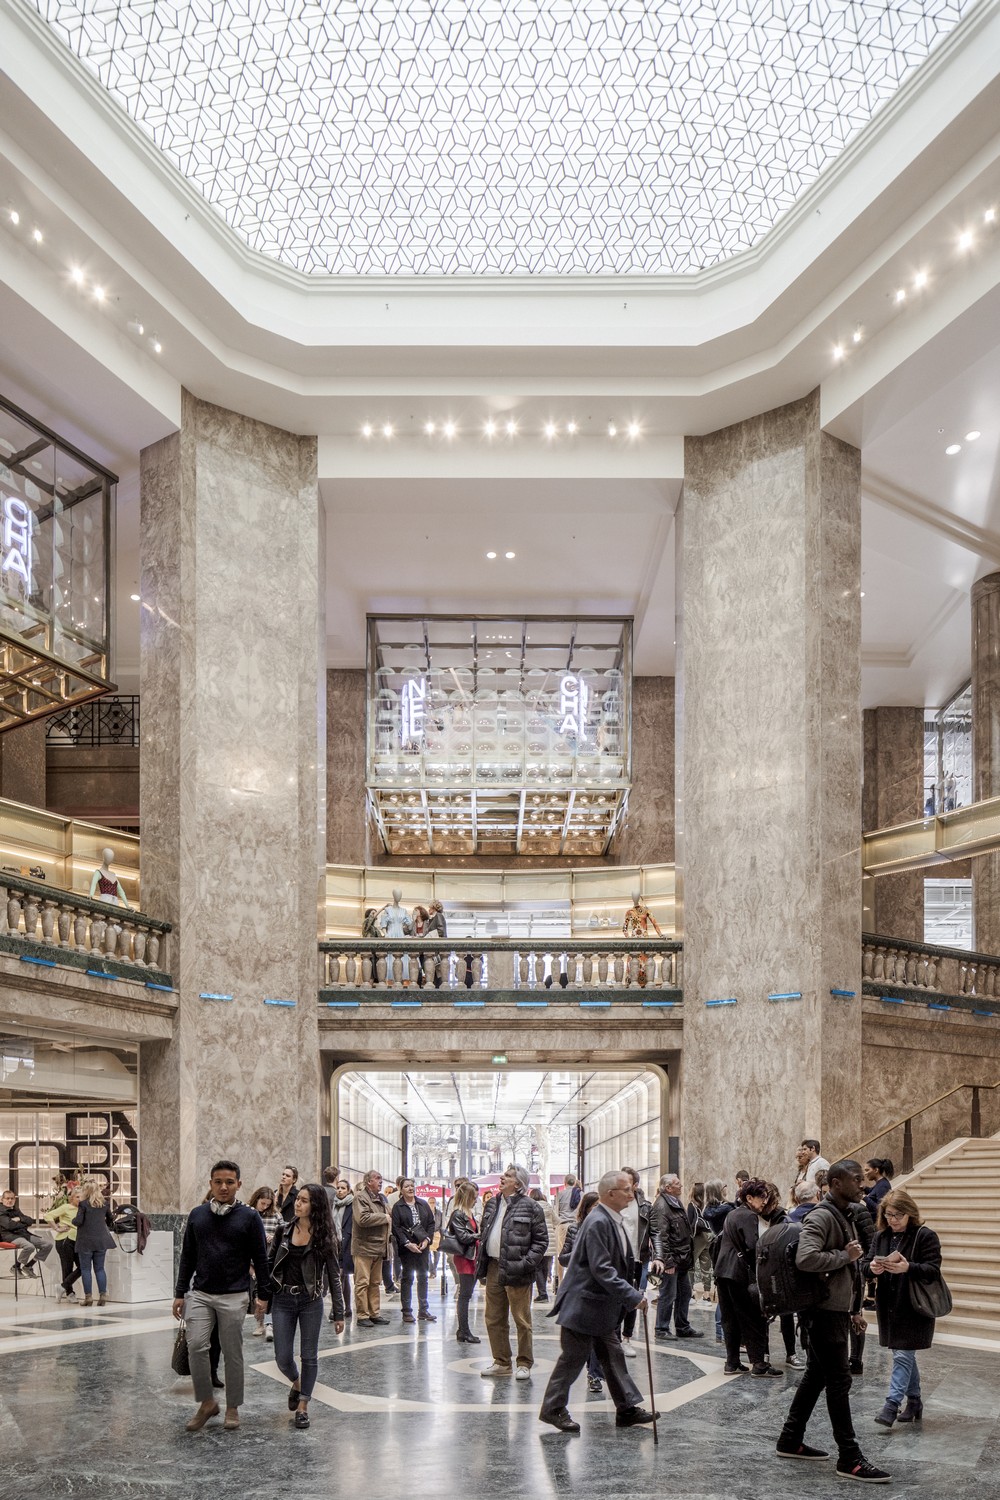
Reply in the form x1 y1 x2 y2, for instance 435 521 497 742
538 1169 658 1434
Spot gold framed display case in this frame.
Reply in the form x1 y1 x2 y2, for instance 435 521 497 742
366 615 632 857
0 394 116 730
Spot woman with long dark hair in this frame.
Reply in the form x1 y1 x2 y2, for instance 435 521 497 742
713 1177 783 1378
265 1182 345 1429
863 1158 894 1217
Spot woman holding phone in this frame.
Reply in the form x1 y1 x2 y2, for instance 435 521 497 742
868 1188 942 1428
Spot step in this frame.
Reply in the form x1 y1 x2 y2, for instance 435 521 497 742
938 1314 1000 1341
949 1299 1000 1322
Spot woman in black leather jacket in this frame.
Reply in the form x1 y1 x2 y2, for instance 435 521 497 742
448 1180 481 1343
265 1183 345 1430
714 1177 781 1378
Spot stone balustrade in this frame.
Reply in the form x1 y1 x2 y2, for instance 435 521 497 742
0 872 171 973
863 932 1000 1002
320 938 682 994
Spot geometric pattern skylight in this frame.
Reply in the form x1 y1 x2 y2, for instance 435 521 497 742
34 1 970 277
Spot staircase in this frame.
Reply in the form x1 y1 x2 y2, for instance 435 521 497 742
900 1136 1000 1344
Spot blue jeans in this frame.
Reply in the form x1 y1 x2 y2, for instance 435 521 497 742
77 1249 107 1296
888 1349 921 1405
271 1291 324 1401
655 1268 693 1333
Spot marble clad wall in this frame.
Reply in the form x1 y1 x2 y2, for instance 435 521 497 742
973 572 1000 953
678 390 862 1187
138 392 324 1215
862 707 925 941
326 668 370 866
0 718 46 807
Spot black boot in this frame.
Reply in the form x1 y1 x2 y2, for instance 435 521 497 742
874 1398 899 1428
897 1396 923 1422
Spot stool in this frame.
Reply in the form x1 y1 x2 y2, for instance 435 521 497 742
0 1241 47 1300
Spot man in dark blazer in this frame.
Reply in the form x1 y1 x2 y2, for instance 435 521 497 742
538 1170 656 1433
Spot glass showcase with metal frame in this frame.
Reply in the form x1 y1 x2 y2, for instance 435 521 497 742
0 394 115 730
366 615 632 857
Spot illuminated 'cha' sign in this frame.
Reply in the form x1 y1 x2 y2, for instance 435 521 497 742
1 495 32 594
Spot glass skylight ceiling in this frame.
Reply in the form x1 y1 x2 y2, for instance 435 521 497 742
34 0 971 277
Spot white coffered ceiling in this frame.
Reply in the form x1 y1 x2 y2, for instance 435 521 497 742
29 0 973 278
339 1066 654 1129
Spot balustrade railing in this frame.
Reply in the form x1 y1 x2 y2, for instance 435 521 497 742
863 932 1000 1002
0 872 170 974
319 938 682 995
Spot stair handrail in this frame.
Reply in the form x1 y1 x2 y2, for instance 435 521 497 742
840 1081 1000 1173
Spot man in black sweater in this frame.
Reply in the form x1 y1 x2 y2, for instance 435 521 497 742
172 1159 270 1432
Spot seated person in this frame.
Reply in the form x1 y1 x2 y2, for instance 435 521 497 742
0 1188 54 1275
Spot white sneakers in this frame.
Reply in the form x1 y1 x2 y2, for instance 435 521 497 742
481 1363 512 1378
622 1337 637 1359
515 1367 531 1382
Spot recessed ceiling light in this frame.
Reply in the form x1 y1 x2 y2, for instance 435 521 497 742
70 265 84 284
127 317 144 336
567 419 578 434
443 420 456 438
361 423 372 438
833 344 844 360
986 207 997 224
9 209 19 226
914 270 928 288
424 420 435 435
93 285 105 301
607 422 617 436
894 287 906 303
506 419 517 435
130 592 140 602
505 550 515 559
151 338 162 354
382 423 393 438
627 421 640 438
958 230 974 250
965 430 981 441
484 419 496 437
945 443 962 455
860 591 865 598
32 227 43 243
486 550 497 559
544 421 557 438
852 325 863 343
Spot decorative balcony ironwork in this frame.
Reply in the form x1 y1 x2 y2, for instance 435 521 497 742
46 694 140 747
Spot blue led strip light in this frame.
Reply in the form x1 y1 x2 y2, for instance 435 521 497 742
927 1002 952 1012
880 995 905 1005
454 1000 485 1008
644 1000 679 1008
579 1000 611 1008
199 992 233 1001
145 981 174 992
972 1009 997 1018
705 998 737 1008
325 1001 358 1009
830 988 855 998
517 1001 548 1008
263 998 296 1008
88 969 118 981
769 992 803 1002
19 954 55 967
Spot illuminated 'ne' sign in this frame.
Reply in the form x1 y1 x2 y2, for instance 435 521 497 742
559 674 589 739
1 494 32 594
401 677 427 742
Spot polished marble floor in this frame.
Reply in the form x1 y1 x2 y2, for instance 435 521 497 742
0 1280 998 1499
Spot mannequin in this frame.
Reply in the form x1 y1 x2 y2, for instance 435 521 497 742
89 848 129 907
623 889 660 987
379 888 413 984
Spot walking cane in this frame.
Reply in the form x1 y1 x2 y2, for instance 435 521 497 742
641 1303 659 1444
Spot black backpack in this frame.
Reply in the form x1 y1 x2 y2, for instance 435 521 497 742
755 1218 831 1318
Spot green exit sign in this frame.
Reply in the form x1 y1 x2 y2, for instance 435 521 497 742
492 1053 507 1065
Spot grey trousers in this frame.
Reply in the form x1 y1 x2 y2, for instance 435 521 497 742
185 1289 248 1408
540 1323 643 1416
8 1234 53 1267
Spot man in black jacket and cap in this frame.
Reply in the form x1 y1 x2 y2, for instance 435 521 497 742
475 1163 547 1380
539 1169 656 1433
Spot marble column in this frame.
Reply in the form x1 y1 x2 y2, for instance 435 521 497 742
862 707 925 941
972 572 1000 953
138 392 324 1214
677 390 862 1186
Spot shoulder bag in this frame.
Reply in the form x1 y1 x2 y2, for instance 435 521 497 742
907 1228 952 1317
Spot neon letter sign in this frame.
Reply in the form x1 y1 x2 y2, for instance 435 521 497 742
558 674 589 740
1 495 32 594
401 677 427 742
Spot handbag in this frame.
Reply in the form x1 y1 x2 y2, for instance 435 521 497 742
908 1273 952 1318
171 1318 191 1376
440 1230 464 1256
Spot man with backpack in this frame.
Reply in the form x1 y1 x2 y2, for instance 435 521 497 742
775 1159 890 1484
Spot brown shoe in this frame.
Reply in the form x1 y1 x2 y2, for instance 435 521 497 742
185 1403 220 1432
223 1408 240 1430
402 1312 416 1323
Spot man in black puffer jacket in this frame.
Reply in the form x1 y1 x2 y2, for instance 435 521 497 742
649 1173 702 1340
475 1164 547 1380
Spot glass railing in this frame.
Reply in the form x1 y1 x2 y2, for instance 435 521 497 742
862 794 1000 873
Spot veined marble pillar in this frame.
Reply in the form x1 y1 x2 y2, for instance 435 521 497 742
138 392 324 1213
862 707 925 941
972 572 1000 953
678 390 862 1186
